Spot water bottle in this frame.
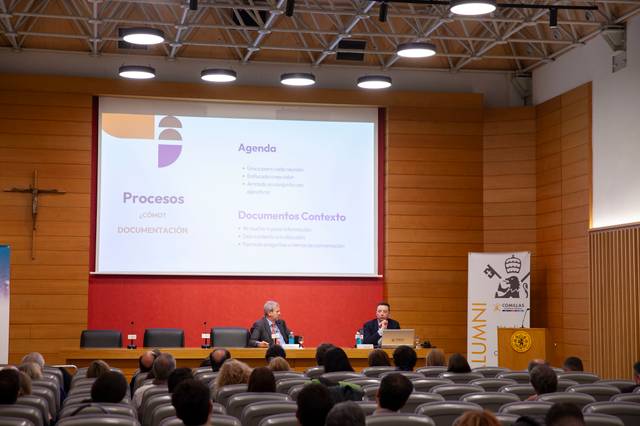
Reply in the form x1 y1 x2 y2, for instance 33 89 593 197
288 331 295 344
355 330 362 346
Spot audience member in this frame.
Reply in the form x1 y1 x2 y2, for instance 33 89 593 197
562 356 584 372
426 348 446 367
324 347 355 373
325 401 366 426
528 364 557 400
21 351 71 397
368 349 391 367
296 383 334 426
130 349 160 394
212 359 252 393
268 356 291 372
133 353 176 407
172 379 212 426
527 358 549 373
200 348 231 372
21 352 45 369
18 371 32 396
374 373 413 414
168 367 194 393
18 362 43 380
0 368 20 404
447 353 472 373
455 410 501 426
315 343 336 366
248 367 276 392
266 344 287 362
393 345 417 371
545 402 585 426
91 370 128 403
86 360 111 378
622 360 640 393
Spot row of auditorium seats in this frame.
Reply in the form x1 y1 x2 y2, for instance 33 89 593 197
80 328 251 348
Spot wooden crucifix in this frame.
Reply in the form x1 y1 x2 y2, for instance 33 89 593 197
3 170 65 259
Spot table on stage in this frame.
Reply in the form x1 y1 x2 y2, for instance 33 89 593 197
64 348 432 378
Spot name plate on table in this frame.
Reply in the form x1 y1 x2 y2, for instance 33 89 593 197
127 334 137 340
356 344 374 349
282 344 300 349
201 333 210 339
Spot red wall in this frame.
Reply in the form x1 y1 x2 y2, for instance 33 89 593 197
87 101 386 348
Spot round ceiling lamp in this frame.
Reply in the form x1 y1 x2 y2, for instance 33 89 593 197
280 73 316 86
397 42 437 58
201 69 237 83
118 65 156 80
449 0 497 15
357 75 392 89
122 28 165 45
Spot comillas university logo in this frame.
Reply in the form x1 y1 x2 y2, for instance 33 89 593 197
102 113 183 167
483 254 530 299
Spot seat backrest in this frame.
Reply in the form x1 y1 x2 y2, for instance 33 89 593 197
227 392 289 419
70 377 96 390
496 372 530 384
415 401 483 426
80 330 122 348
411 379 453 393
498 384 535 401
583 413 625 426
287 383 306 401
343 378 381 388
538 391 596 408
215 384 249 406
498 401 553 418
303 366 324 379
469 378 517 392
141 394 172 426
431 384 484 401
401 392 445 413
16 395 49 426
365 413 436 426
380 371 426 381
240 400 298 426
194 371 217 385
150 404 175 426
567 384 620 402
472 367 511 378
583 401 640 426
611 393 640 404
0 417 34 426
30 385 57 418
211 327 249 348
257 413 298 426
558 372 600 384
354 401 378 416
557 379 580 392
57 414 140 426
362 385 380 399
275 378 310 394
597 380 637 392
493 413 520 426
32 379 60 411
362 367 397 378
320 372 365 382
67 384 93 397
0 405 44 426
143 328 184 347
59 403 137 420
209 415 242 426
438 372 484 384
460 392 520 412
273 372 305 381
415 367 447 378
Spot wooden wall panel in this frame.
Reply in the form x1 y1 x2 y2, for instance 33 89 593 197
590 223 640 379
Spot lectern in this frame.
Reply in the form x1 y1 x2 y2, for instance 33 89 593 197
498 327 547 370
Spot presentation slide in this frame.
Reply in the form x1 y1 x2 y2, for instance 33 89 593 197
96 97 379 276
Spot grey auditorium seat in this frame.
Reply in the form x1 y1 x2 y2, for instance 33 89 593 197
59 403 136 420
150 405 174 426
498 384 535 401
273 372 305 381
472 367 511 378
470 378 517 392
16 396 49 426
143 328 184 347
538 391 596 408
362 366 396 378
558 379 580 391
80 330 122 348
240 400 298 426
460 392 520 412
583 413 625 426
365 413 436 426
0 406 43 426
438 372 484 383
415 401 483 426
497 372 530 384
320 372 364 382
380 371 427 381
416 367 447 378
287 383 306 401
401 392 445 413
226 392 290 419
57 414 139 426
498 401 553 418
0 418 34 426
558 372 600 384
611 393 640 404
194 370 217 385
70 377 96 390
344 377 381 388
211 327 249 347
363 385 380 399
412 379 453 393
597 380 637 392
567 384 620 402
354 401 378 416
160 415 240 426
431 384 484 401
214 384 249 406
258 413 298 426
494 413 520 426
32 379 60 412
276 378 310 394
583 401 640 426
303 366 324 379
141 394 171 426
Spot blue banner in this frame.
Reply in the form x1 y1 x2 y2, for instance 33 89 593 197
0 245 9 363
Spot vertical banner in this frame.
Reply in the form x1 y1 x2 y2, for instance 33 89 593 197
0 245 9 364
468 252 530 367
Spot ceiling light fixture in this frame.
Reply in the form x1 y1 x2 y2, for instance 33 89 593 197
121 28 165 45
549 7 559 28
397 42 436 58
201 68 237 83
449 0 496 15
118 65 156 79
357 75 392 89
280 73 316 86
285 0 295 17
379 1 389 22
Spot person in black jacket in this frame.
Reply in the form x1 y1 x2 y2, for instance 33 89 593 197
249 300 292 348
362 302 400 347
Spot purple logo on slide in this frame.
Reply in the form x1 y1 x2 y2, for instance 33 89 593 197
157 116 183 168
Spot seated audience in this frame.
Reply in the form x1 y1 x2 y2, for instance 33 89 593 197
562 356 584 372
527 358 549 373
18 362 43 380
447 353 472 373
268 356 291 372
296 383 334 426
324 347 355 374
266 344 287 362
374 373 413 415
86 360 111 378
130 349 160 394
248 366 276 392
0 368 20 404
426 348 446 367
315 343 336 366
22 351 72 394
455 410 501 426
212 359 252 393
368 349 391 367
172 379 212 426
200 347 231 372
393 345 417 371
21 352 45 369
91 370 128 403
528 364 557 400
622 360 640 393
18 371 32 396
545 402 585 426
168 367 194 393
325 401 366 426
133 353 176 408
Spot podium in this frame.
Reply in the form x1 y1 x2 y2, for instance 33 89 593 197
498 328 547 370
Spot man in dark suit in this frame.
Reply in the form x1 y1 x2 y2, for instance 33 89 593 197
362 302 400 347
249 300 292 348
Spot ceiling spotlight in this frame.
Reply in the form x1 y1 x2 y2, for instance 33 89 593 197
357 75 392 89
285 0 295 17
280 73 316 86
379 1 389 22
189 0 198 11
118 65 156 79
549 7 558 28
201 69 237 83
449 0 496 16
121 28 165 45
397 42 436 58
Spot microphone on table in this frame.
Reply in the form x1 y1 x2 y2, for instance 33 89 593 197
127 321 137 349
520 308 531 328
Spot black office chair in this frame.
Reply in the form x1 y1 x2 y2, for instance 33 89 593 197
143 328 184 347
211 327 250 347
80 330 122 348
